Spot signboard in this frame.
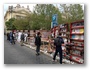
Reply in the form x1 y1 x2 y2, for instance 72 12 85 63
52 14 58 28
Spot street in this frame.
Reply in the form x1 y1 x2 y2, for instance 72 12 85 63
4 35 59 64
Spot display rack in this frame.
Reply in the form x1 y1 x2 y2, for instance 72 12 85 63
51 24 68 60
69 20 84 64
59 23 68 43
51 26 58 38
51 21 84 64
58 23 69 60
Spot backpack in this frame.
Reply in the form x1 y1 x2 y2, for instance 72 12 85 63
54 37 62 46
21 34 24 39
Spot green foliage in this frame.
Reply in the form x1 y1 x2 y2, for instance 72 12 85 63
5 18 16 30
13 18 29 30
60 4 84 23
60 4 84 31
33 4 62 30
5 4 84 30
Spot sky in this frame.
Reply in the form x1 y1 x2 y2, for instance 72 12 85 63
4 4 84 15
4 4 36 15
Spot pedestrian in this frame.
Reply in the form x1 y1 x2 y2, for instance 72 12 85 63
52 33 64 64
17 30 22 42
33 30 36 44
24 32 28 43
15 31 18 41
9 31 13 44
12 32 16 44
27 31 30 44
7 32 10 41
33 30 36 38
20 32 25 46
35 32 41 55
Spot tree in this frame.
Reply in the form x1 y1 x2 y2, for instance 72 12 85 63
69 4 84 22
60 4 84 23
33 4 62 30
13 18 29 30
12 4 62 30
5 18 16 30
59 4 84 31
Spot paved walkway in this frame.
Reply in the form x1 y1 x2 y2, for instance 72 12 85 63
4 35 59 64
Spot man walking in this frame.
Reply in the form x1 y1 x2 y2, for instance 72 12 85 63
17 30 22 42
53 33 64 64
9 31 13 44
7 32 10 41
12 31 15 44
20 32 25 46
35 32 41 55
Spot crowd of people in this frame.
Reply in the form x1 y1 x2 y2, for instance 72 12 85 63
6 30 64 64
7 30 28 45
7 31 16 44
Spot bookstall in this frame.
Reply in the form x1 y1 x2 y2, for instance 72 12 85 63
50 20 84 64
59 24 69 60
27 20 84 64
59 23 69 43
50 24 67 59
66 20 84 64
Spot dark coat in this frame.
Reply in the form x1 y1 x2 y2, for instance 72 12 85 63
7 33 10 40
35 35 41 46
54 36 64 49
21 33 25 41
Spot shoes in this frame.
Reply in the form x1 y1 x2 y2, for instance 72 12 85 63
36 54 38 56
10 43 12 45
52 59 57 62
38 53 40 55
36 53 40 56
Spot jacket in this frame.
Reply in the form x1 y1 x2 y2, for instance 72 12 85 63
54 36 64 48
35 35 41 46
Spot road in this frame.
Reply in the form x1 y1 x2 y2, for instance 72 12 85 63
4 35 59 64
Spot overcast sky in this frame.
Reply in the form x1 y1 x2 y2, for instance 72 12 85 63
4 4 84 15
4 4 36 15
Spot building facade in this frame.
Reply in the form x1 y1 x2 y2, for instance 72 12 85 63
4 4 31 33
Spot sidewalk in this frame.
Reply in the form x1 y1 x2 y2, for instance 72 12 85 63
23 43 76 64
23 43 57 59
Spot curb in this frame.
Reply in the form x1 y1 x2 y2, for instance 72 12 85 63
23 43 60 61
23 43 77 64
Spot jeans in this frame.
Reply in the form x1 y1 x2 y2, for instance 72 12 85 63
10 37 12 43
36 45 40 54
53 47 62 64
